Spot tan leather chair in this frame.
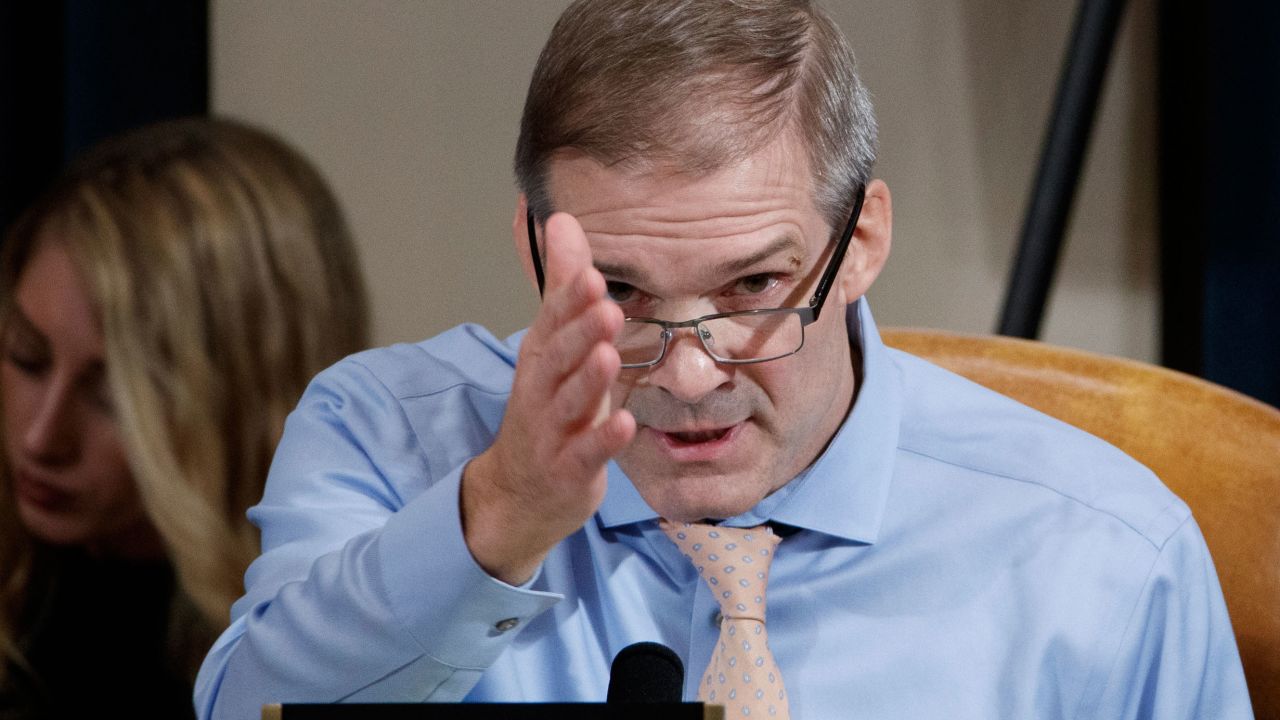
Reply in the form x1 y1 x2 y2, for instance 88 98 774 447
881 328 1280 718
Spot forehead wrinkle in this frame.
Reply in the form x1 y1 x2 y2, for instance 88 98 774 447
549 147 815 229
592 232 805 294
577 199 804 241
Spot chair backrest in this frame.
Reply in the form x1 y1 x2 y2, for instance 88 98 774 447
881 327 1280 718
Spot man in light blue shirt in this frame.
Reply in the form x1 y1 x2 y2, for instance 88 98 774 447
196 1 1252 717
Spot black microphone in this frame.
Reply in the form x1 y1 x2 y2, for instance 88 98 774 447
607 641 684 703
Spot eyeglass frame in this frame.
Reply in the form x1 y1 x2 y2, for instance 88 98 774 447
526 184 866 368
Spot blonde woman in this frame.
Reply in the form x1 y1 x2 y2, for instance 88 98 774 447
0 117 369 718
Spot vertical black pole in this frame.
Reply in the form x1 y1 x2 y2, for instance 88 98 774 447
997 0 1129 339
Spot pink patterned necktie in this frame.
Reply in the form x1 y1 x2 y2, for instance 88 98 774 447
660 520 790 718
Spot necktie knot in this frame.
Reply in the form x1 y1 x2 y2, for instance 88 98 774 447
659 521 780 622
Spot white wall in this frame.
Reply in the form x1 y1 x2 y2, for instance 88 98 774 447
213 0 1158 361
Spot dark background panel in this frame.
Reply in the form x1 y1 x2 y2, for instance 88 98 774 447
0 3 67 235
0 0 207 234
1160 0 1280 407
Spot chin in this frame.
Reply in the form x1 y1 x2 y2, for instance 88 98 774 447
16 509 87 547
632 472 766 523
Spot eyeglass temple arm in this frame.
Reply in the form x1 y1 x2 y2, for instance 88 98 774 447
528 210 546 296
807 186 866 321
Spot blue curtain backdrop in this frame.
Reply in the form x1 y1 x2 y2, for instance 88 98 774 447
1160 0 1280 408
0 0 207 234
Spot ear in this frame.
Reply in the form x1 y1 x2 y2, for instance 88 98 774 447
512 194 541 293
835 179 892 304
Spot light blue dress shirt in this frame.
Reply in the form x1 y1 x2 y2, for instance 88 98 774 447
195 300 1253 719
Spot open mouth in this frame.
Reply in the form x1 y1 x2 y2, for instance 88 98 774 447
646 423 744 462
663 427 733 445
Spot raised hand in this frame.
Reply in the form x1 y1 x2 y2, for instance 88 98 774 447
460 212 636 585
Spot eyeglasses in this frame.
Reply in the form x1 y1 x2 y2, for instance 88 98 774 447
527 185 865 368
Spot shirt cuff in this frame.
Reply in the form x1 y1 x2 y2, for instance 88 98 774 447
376 462 562 670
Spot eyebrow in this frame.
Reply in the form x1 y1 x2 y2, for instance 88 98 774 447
710 234 805 277
594 234 806 286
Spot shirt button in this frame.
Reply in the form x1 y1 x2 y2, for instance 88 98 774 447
711 611 723 628
493 617 520 633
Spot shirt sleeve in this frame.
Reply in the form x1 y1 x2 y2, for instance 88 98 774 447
193 357 561 720
1085 516 1254 719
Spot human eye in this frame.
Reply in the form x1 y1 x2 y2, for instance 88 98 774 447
4 348 48 376
86 376 115 416
730 273 780 297
2 320 49 376
606 280 648 308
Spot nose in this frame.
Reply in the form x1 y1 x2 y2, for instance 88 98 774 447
22 377 79 466
644 326 733 404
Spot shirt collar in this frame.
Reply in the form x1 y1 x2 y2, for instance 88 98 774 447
598 298 902 544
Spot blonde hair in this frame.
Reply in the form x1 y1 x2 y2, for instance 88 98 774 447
0 117 370 683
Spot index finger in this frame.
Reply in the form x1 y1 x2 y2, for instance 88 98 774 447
542 212 595 293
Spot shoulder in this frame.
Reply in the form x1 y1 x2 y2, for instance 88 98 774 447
275 323 522 487
887 348 1189 550
324 323 521 401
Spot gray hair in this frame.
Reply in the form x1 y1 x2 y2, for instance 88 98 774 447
514 0 878 230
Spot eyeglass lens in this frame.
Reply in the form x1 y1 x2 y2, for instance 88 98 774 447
616 311 804 367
